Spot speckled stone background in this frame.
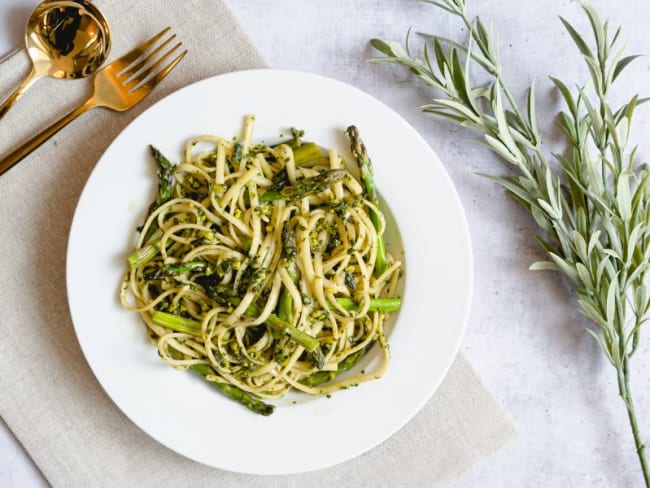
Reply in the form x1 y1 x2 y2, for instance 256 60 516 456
2 1 650 486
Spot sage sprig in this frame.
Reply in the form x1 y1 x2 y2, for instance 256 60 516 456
371 1 649 484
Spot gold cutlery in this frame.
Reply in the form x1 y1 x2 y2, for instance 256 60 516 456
0 27 186 175
0 0 111 120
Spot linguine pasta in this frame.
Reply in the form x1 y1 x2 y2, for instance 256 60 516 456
120 115 401 415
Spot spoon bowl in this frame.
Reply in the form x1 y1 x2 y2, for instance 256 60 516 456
0 0 111 120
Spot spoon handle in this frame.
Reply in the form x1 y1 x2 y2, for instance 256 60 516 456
0 98 95 175
0 67 40 121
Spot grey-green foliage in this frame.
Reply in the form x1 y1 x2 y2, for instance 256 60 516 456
372 1 648 367
371 1 649 483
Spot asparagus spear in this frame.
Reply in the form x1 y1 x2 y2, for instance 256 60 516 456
191 363 274 416
274 226 328 366
300 342 375 387
345 126 388 277
259 169 346 202
250 309 324 367
135 146 176 242
297 296 402 387
152 308 318 350
154 276 324 364
127 239 161 270
293 142 324 166
278 226 298 324
151 311 202 335
332 297 401 313
129 146 174 269
169 350 274 416
147 145 175 215
153 309 324 367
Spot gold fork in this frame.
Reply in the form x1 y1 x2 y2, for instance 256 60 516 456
0 27 187 175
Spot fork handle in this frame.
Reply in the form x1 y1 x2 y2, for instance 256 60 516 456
0 98 95 175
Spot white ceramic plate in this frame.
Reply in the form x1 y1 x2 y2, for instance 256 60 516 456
67 69 473 475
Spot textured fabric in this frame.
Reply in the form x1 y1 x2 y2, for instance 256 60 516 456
0 0 516 486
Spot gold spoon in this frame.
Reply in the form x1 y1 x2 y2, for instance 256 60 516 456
0 0 111 120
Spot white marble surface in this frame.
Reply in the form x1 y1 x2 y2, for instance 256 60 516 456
2 0 650 486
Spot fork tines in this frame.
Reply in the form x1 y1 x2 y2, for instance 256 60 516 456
118 27 187 92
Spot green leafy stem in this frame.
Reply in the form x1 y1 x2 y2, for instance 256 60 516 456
372 0 649 484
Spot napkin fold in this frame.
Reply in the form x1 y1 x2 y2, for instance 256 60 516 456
0 0 515 486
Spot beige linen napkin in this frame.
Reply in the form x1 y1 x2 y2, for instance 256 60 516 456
0 0 515 486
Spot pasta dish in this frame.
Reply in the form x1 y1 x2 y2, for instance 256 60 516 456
120 116 402 415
